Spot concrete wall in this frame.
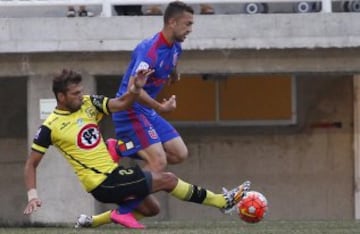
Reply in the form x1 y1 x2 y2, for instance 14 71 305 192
1 13 360 53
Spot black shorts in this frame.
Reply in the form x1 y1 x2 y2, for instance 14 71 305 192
90 165 152 205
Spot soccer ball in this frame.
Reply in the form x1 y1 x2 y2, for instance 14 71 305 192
237 191 268 223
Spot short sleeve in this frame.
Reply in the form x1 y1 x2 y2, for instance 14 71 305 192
90 95 110 115
31 125 52 154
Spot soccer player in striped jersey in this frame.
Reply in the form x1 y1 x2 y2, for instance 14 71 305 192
95 1 195 227
110 1 193 172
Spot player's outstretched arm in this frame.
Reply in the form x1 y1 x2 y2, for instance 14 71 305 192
23 151 43 215
108 69 154 113
130 80 177 113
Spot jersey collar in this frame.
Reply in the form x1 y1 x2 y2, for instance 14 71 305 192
159 32 173 47
54 108 71 116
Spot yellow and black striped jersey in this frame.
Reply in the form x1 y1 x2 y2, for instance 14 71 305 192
31 95 118 192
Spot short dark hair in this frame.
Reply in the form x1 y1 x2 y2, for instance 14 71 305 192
164 1 194 24
52 69 82 99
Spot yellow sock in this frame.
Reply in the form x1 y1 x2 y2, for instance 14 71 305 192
170 178 227 209
202 190 227 208
91 210 112 228
170 178 192 200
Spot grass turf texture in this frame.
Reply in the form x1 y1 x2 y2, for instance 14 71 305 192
2 221 360 234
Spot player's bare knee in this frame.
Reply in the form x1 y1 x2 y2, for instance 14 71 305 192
177 150 188 162
151 171 177 192
167 150 188 164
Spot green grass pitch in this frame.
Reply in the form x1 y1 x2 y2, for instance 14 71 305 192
2 220 360 234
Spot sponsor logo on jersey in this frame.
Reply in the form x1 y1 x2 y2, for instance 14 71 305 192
77 124 101 149
85 107 97 119
77 118 84 127
48 116 58 126
60 121 71 130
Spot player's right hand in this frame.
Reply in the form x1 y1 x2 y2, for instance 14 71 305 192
134 68 154 89
23 198 42 215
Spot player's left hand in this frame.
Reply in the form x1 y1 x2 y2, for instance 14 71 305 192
158 95 176 112
134 69 154 89
23 198 42 215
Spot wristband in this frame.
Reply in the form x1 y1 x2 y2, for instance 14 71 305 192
27 188 38 201
129 85 141 94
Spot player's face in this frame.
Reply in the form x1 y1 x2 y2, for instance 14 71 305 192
172 12 193 42
63 83 84 112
